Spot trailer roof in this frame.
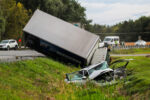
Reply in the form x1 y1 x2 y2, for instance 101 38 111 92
23 9 99 59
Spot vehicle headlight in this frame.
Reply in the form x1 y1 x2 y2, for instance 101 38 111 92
2 45 7 47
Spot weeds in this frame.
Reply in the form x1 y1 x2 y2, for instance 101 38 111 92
111 48 150 54
0 57 149 100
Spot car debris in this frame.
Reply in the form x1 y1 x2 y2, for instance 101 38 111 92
65 59 129 86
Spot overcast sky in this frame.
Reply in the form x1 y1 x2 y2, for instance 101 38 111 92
78 0 150 25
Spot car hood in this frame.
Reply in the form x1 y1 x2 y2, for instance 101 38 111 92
89 68 113 79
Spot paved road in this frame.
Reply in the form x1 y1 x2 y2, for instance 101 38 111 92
0 50 45 62
110 54 150 57
0 50 45 57
0 49 149 62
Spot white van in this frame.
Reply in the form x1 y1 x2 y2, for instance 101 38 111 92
103 36 120 46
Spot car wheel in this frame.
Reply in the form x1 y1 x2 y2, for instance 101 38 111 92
7 46 10 51
14 45 18 50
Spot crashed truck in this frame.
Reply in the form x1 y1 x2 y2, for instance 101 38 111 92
23 9 110 66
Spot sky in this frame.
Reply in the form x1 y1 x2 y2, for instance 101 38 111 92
78 0 150 25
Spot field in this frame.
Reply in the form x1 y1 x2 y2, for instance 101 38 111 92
111 48 150 54
0 56 150 100
111 56 150 100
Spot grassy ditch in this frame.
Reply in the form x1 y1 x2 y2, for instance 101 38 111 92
0 58 128 100
111 56 150 99
110 48 150 54
0 57 150 100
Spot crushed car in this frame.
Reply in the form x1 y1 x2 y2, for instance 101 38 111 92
65 59 129 85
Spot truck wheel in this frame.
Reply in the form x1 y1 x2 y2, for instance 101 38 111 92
7 46 10 51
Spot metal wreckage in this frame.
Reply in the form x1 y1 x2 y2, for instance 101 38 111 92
65 59 129 86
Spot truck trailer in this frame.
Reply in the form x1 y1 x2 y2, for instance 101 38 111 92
23 9 109 66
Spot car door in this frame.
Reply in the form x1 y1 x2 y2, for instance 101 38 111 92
109 60 129 78
9 41 13 48
111 38 114 45
12 40 16 48
9 40 15 48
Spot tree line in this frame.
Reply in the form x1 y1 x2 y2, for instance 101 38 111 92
0 0 91 41
86 16 150 34
85 16 150 41
0 0 150 42
0 0 30 40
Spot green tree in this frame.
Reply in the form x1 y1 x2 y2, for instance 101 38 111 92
5 2 30 39
17 0 87 24
0 0 30 39
61 0 86 22
0 11 6 40
43 0 64 17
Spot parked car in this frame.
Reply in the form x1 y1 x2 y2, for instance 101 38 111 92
65 60 129 85
135 40 146 46
0 39 18 50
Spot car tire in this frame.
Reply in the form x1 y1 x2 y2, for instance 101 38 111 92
14 45 18 50
7 46 10 51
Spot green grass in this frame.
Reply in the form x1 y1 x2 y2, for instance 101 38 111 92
0 58 127 100
0 57 150 100
111 56 150 99
110 48 150 54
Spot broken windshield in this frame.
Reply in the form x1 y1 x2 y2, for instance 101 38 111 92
88 62 109 75
67 71 83 81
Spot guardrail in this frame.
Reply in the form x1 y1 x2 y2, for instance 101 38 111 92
111 45 150 50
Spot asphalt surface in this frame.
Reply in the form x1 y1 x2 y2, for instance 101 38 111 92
0 49 150 62
0 50 45 62
0 50 45 57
